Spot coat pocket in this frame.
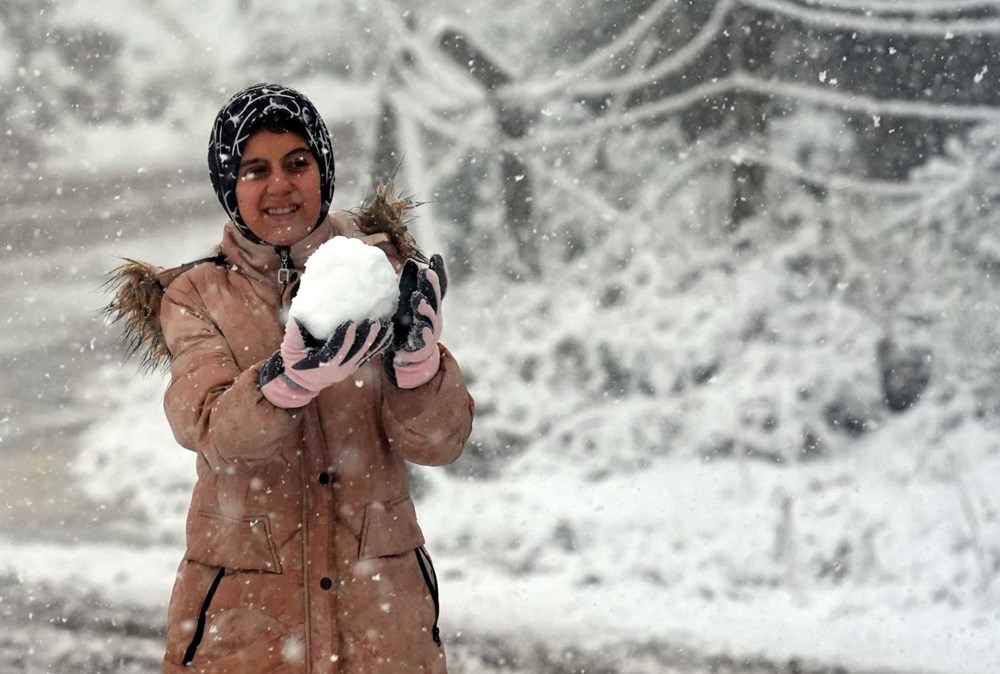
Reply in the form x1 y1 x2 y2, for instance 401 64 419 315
187 510 283 573
358 495 426 560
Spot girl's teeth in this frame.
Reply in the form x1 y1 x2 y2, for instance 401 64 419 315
268 206 297 215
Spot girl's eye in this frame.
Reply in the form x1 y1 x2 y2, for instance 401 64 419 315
240 165 267 181
288 155 313 171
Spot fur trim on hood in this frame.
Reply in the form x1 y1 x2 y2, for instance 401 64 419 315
353 183 426 264
102 253 225 372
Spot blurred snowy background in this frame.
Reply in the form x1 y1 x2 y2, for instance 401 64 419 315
2 0 1000 672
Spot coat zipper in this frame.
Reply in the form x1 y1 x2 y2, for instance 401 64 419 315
414 546 442 646
276 246 292 290
182 567 225 666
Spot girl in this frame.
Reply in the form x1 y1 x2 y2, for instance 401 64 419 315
107 83 473 673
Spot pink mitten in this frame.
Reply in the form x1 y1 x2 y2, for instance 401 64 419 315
260 317 392 408
386 255 446 389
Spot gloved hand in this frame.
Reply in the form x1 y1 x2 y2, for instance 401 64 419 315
385 254 447 389
260 316 393 408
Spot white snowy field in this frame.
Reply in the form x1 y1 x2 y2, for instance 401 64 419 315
1 359 998 674
0 207 995 673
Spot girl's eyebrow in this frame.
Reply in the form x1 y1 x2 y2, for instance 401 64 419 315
284 146 311 159
239 157 267 170
241 146 310 164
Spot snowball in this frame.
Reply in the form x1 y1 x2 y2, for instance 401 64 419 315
288 236 398 339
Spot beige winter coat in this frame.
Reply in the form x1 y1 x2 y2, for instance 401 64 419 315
149 213 473 673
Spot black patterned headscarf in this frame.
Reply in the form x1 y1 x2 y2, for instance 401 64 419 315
208 83 336 245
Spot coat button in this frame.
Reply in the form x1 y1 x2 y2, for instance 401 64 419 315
318 472 332 485
320 577 333 590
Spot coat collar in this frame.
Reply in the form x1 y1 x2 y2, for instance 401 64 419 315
220 212 362 289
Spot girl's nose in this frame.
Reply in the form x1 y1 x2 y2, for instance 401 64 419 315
266 170 293 194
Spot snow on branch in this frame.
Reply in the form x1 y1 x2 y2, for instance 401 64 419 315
544 0 681 79
386 87 489 151
636 142 928 201
730 149 930 197
741 73 1000 120
798 0 1000 16
502 0 997 109
746 74 1000 119
524 156 626 223
393 58 487 115
370 0 486 104
503 0 730 102
502 73 1000 153
744 0 1000 36
503 0 735 103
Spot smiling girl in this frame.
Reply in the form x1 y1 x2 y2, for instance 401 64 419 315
107 83 474 674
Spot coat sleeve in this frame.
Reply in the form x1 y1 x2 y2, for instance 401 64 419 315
159 278 301 467
380 345 474 466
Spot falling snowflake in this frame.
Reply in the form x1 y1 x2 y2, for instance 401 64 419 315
282 635 305 664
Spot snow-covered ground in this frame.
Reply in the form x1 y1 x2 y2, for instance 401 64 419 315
3 367 999 673
1 206 996 672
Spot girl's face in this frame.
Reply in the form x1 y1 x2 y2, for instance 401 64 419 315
236 129 322 246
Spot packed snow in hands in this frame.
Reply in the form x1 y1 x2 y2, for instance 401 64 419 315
288 236 398 338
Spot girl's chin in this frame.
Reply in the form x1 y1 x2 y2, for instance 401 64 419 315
246 220 315 245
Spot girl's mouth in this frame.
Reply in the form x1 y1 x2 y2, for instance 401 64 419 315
265 205 299 216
